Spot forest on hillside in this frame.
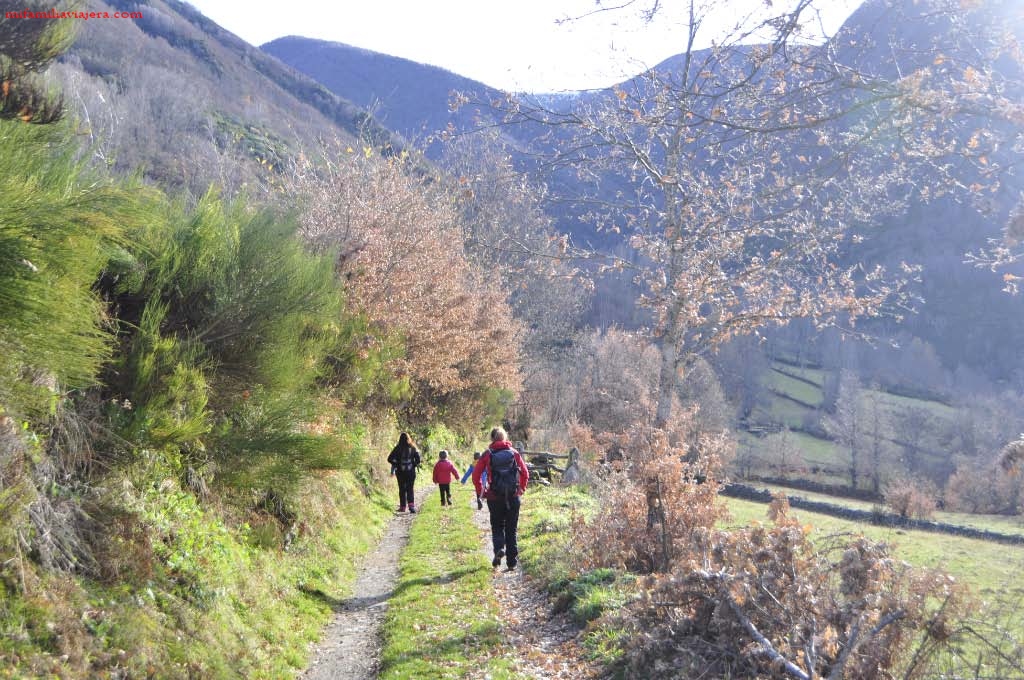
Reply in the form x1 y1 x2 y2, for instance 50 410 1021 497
2 0 1024 677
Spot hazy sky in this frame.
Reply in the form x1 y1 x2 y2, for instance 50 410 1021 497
186 0 863 92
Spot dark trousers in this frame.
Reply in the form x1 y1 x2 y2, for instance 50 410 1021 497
396 472 416 508
438 483 452 505
486 495 521 564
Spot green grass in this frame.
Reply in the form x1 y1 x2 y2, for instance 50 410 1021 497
0 468 393 679
755 393 814 429
767 368 824 407
517 485 633 668
789 431 845 468
379 483 515 680
739 430 849 485
747 367 958 488
753 482 1024 536
872 389 955 420
771 362 827 387
519 485 598 585
725 497 1024 604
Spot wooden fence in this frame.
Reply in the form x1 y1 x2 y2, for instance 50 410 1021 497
514 443 582 485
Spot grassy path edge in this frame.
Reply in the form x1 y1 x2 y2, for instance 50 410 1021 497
378 485 515 679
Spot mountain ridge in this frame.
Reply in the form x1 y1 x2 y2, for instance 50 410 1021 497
262 35 507 147
58 0 405 194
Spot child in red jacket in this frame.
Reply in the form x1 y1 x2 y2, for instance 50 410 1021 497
432 450 460 507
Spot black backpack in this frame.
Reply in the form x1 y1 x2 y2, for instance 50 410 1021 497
397 446 419 473
488 448 519 501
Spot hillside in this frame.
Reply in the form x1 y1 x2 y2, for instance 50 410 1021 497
266 0 1024 390
5 0 1024 676
55 0 404 194
262 36 502 147
0 3 523 677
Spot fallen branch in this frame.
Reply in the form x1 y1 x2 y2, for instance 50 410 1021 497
827 610 905 680
721 586 811 680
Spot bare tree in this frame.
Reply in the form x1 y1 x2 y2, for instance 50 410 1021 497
825 370 864 488
762 427 806 478
464 0 1021 431
892 405 934 476
713 335 770 421
859 387 897 493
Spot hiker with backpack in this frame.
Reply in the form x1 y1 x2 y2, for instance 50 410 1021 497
387 432 422 513
472 426 529 571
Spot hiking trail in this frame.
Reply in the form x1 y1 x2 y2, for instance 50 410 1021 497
302 495 416 680
470 503 601 679
304 490 600 679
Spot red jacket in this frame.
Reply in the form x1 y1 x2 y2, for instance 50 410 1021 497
432 459 460 484
472 441 529 500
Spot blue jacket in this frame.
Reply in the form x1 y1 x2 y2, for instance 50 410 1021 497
461 463 486 486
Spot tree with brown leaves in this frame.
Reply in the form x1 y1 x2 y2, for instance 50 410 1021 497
290 146 522 427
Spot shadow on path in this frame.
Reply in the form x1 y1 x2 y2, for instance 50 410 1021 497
299 585 393 613
390 565 477 598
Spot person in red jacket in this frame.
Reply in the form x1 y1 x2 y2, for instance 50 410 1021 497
472 426 529 570
432 450 460 507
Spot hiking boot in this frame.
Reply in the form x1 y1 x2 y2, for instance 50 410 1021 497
506 561 517 572
492 549 505 568
398 505 406 513
408 504 416 513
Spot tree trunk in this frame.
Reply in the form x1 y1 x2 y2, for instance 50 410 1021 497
655 237 686 429
655 336 678 429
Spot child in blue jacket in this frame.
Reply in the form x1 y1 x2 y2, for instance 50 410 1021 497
460 451 486 509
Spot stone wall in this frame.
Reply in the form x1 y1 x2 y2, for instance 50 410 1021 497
722 483 1024 546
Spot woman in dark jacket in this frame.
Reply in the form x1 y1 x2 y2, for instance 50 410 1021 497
387 432 421 513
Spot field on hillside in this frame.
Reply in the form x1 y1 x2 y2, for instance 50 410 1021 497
741 360 956 486
753 483 1024 536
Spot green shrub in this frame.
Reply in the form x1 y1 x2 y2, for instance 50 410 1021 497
323 312 409 406
0 120 139 418
421 422 462 457
107 192 348 489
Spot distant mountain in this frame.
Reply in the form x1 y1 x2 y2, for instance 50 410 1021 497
56 0 403 193
262 36 510 148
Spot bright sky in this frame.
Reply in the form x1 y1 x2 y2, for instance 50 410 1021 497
186 0 864 92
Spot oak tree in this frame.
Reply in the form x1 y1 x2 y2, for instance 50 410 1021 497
289 145 522 426
471 0 1022 428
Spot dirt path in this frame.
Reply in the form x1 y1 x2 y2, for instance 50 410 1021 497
302 492 418 680
471 504 602 680
304 489 601 680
